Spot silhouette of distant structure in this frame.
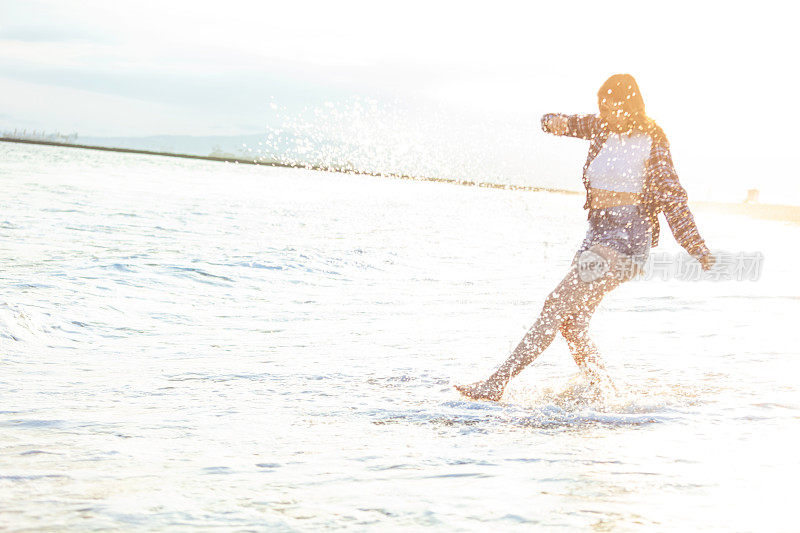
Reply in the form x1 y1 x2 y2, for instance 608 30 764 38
744 189 760 203
2 129 78 143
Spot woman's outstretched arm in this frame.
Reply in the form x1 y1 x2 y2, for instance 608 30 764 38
648 141 715 270
541 113 600 140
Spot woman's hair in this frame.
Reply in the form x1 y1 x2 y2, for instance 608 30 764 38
597 74 656 134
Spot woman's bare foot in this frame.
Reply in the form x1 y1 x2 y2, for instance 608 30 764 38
454 380 504 401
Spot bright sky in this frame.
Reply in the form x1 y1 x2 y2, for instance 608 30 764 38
1 0 797 203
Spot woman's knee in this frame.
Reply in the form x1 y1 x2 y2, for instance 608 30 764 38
559 317 589 344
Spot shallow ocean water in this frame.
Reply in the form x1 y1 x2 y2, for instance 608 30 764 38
1 142 798 531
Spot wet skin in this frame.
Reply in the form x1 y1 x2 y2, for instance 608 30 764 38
455 246 629 402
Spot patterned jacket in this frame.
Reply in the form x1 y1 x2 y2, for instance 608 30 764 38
541 113 711 262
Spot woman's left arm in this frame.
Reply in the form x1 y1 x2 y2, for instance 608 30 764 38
649 142 715 270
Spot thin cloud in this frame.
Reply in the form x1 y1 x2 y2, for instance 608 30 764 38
0 24 116 43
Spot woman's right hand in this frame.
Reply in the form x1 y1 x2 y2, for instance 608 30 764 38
699 251 716 271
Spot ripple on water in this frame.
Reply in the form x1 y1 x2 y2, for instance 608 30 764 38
2 143 798 531
368 375 692 432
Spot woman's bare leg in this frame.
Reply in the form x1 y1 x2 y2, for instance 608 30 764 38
561 255 642 387
455 262 624 401
560 315 612 387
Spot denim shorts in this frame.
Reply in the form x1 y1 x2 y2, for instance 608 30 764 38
576 204 651 266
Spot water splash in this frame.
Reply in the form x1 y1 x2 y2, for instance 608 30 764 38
497 371 700 427
254 96 555 188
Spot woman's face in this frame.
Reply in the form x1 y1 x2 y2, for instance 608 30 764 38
598 98 633 133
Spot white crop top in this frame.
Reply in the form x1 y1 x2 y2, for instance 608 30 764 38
586 131 652 193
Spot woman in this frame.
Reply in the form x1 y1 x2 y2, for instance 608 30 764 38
455 74 715 401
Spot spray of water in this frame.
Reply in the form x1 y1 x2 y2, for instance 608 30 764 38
251 96 561 189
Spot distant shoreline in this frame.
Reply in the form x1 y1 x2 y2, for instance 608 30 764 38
691 200 800 225
3 137 799 225
0 137 578 196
